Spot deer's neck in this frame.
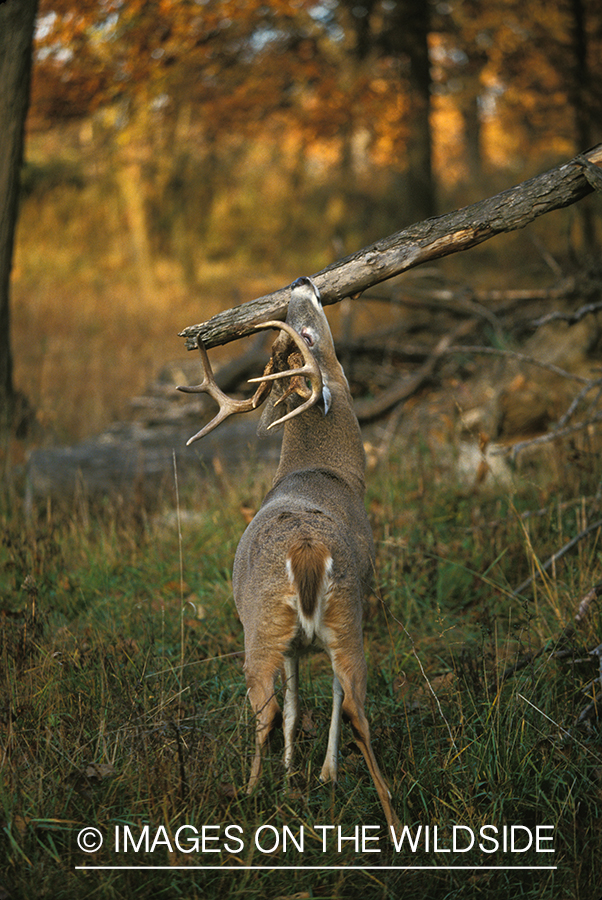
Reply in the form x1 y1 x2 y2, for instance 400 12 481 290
273 379 366 497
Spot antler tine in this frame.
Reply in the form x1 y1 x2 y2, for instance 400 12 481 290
249 320 323 431
177 320 323 445
177 336 265 446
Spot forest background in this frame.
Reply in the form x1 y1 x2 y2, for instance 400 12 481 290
4 0 602 445
2 4 602 898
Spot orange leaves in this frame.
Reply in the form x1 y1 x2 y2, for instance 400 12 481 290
31 0 602 181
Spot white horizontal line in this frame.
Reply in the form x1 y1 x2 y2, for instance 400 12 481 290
75 865 558 871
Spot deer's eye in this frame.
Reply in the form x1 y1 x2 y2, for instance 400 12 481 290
301 328 314 347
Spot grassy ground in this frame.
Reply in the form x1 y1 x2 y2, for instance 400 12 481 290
1 435 601 899
2 135 601 898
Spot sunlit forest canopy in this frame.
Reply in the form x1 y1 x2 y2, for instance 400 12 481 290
29 0 602 241
11 0 602 440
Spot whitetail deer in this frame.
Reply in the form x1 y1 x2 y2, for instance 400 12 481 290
178 276 398 833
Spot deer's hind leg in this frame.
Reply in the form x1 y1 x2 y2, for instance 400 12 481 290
320 674 343 783
283 655 300 773
327 630 400 833
244 656 283 793
241 603 297 792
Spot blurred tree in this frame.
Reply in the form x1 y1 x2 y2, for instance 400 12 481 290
567 0 598 249
0 0 39 427
30 1 439 250
24 0 602 272
381 0 436 219
309 0 437 218
431 0 489 185
31 0 341 283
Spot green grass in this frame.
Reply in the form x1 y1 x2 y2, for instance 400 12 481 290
1 448 601 899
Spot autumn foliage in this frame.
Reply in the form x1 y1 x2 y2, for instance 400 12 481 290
31 0 602 176
19 1 599 303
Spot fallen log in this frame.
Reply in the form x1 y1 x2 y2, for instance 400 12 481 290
180 144 602 351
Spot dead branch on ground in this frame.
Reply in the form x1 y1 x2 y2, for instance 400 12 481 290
534 300 602 327
493 584 602 730
512 520 602 598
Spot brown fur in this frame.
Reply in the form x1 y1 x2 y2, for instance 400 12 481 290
287 538 330 618
229 278 399 835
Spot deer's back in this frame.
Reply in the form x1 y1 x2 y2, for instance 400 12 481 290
232 467 374 629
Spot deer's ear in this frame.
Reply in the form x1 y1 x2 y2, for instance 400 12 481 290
322 383 331 415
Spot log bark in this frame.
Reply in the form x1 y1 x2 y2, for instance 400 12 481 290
180 144 602 351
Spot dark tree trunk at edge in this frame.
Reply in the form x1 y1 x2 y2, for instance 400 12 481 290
0 0 39 423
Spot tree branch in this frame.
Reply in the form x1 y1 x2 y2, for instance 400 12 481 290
180 144 602 350
513 518 602 597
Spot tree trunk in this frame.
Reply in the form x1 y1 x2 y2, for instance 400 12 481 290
0 0 38 424
116 159 157 297
568 0 598 251
389 0 436 221
460 54 487 184
404 0 436 219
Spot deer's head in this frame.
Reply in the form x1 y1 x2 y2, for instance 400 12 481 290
178 277 334 446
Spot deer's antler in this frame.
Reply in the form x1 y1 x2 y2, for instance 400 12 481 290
177 320 323 445
177 337 273 445
249 321 323 431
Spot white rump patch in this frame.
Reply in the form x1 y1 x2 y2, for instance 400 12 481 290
286 553 333 643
